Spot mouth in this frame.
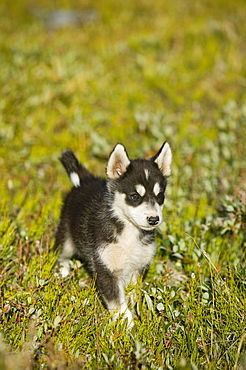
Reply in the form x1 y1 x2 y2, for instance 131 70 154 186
142 225 158 231
137 223 160 231
129 215 162 231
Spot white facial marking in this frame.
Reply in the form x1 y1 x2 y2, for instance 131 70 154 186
70 172 80 187
135 184 146 197
144 169 149 180
153 182 161 197
112 191 163 230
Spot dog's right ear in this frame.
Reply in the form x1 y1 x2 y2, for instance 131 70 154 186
151 142 172 177
106 144 130 179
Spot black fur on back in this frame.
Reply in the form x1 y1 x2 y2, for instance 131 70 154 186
54 176 124 274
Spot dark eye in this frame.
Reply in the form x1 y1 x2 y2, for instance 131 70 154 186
129 193 140 201
157 192 165 203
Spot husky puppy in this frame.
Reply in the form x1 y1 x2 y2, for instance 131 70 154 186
54 142 172 328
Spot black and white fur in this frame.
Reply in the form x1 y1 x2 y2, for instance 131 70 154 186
54 142 172 328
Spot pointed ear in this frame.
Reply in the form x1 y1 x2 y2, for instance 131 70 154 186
106 144 130 179
151 142 172 176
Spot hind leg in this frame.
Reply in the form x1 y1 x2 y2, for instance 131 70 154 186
57 236 76 277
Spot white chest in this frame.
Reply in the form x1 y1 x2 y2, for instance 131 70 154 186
98 222 156 280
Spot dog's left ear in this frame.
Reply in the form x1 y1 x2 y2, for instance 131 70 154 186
151 142 172 177
106 144 130 179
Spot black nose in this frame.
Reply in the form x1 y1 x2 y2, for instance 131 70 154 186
147 216 159 226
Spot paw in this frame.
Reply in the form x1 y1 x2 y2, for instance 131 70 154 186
60 265 70 278
56 259 71 278
111 308 135 330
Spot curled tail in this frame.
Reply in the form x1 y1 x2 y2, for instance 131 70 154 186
59 150 92 187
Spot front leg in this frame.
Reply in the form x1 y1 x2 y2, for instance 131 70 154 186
128 266 149 312
96 264 134 329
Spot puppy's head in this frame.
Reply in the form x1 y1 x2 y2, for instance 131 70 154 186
106 143 172 230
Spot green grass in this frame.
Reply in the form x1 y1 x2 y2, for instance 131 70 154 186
0 0 246 369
